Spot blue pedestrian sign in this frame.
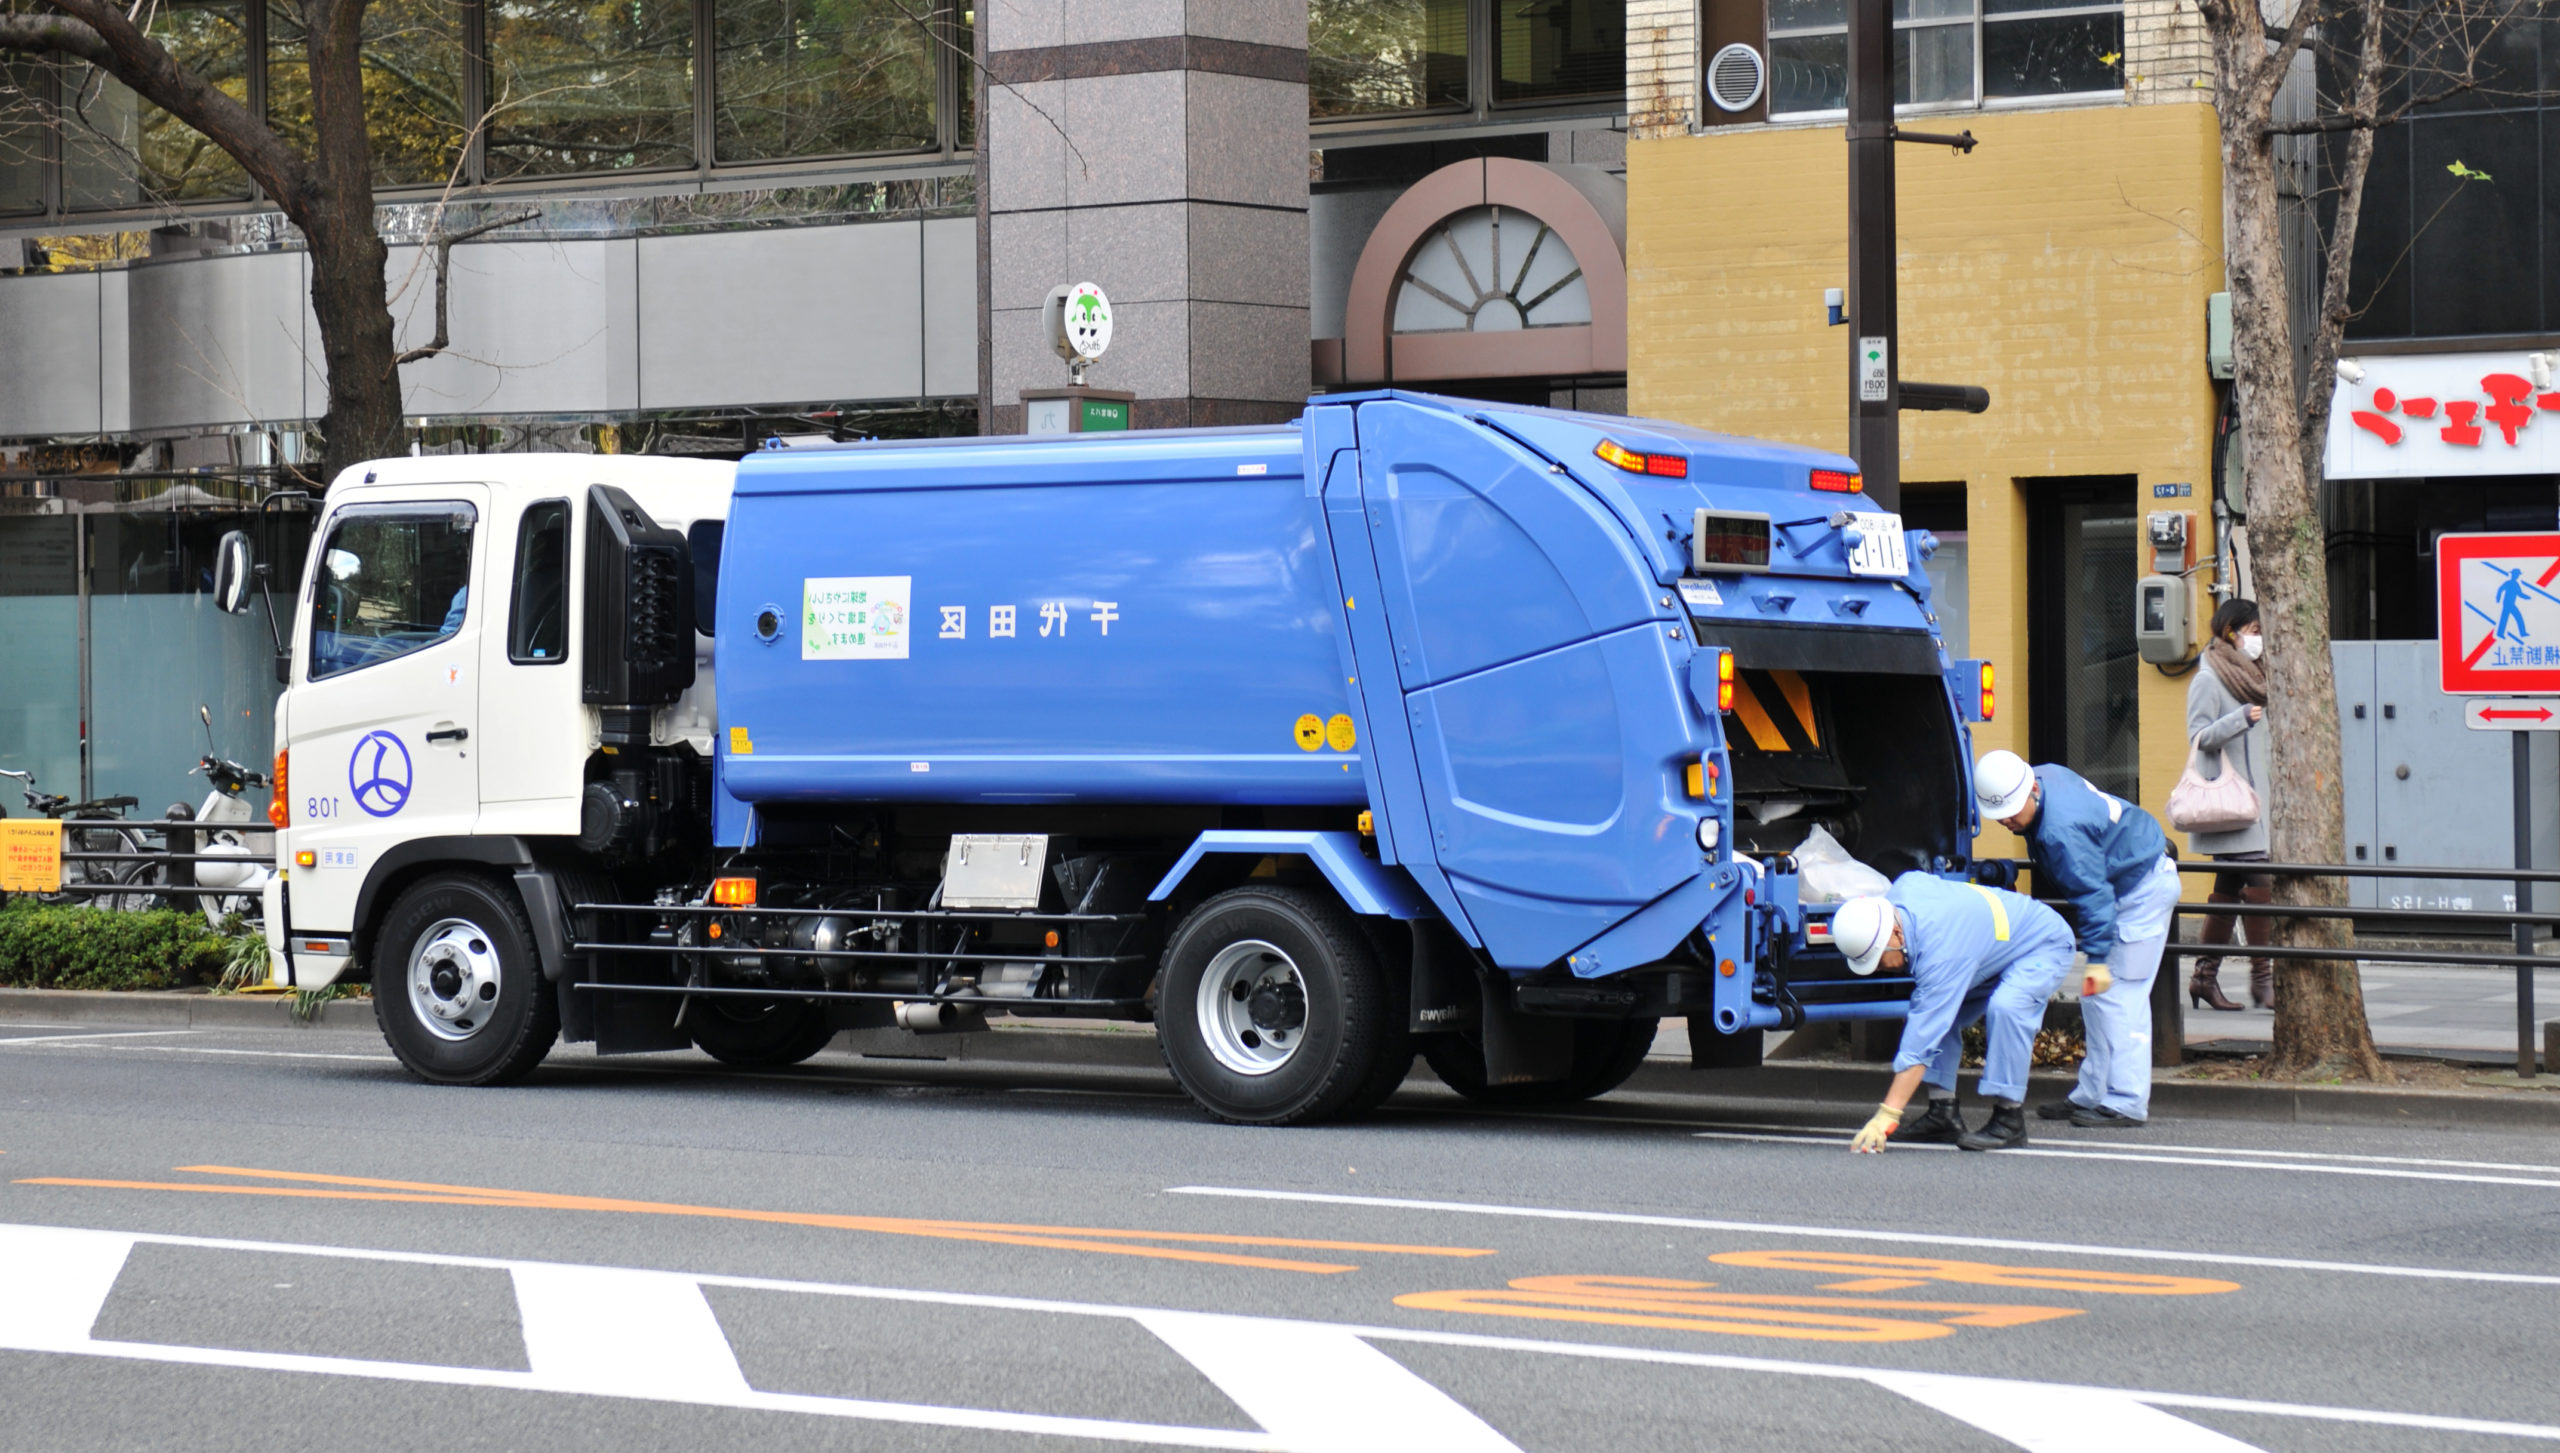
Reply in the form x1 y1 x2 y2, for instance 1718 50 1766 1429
2438 531 2560 694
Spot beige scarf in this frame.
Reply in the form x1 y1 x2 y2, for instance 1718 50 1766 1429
2205 637 2267 707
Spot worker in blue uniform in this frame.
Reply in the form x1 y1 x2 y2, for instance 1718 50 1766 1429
1975 750 2184 1128
1833 872 2080 1153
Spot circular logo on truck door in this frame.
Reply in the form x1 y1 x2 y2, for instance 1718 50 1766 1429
350 731 414 818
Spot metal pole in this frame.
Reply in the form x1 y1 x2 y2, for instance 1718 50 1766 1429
1845 0 1899 512
2516 730 2538 1078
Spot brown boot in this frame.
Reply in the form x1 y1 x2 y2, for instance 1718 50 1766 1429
2189 894 2244 1011
2242 883 2276 1008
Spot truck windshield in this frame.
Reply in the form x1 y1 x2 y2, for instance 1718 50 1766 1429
309 503 478 681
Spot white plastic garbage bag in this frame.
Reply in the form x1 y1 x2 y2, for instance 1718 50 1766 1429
1794 824 1891 903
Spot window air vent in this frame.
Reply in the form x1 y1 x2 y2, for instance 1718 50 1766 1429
1707 43 1767 114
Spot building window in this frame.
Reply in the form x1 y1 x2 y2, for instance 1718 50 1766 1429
486 0 697 179
1496 0 1625 105
267 0 473 189
39 1 255 211
714 0 941 162
1311 0 1471 117
1767 0 2123 115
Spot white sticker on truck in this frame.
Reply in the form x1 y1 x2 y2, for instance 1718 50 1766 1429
802 576 913 660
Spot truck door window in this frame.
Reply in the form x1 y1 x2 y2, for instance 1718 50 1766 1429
508 499 570 663
308 503 478 681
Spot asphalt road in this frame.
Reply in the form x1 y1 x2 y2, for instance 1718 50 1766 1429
0 1016 2555 1453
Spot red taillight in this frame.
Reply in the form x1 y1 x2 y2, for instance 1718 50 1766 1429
710 876 758 907
268 750 288 829
1716 650 1735 712
1980 662 1996 721
1595 439 1689 478
1811 469 1862 493
1707 758 1720 796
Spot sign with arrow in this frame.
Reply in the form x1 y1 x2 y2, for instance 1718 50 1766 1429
2465 699 2560 731
2436 531 2560 694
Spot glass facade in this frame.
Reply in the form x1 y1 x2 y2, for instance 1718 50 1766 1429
0 0 975 215
1769 0 2124 113
1310 0 1471 117
1496 0 1626 104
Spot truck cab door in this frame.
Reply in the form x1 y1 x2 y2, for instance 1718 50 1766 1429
1349 400 1701 972
283 486 489 939
475 495 581 829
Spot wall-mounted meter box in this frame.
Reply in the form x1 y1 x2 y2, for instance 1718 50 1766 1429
2136 574 2191 664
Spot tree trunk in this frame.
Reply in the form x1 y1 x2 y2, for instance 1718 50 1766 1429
2208 15 2388 1081
293 0 402 483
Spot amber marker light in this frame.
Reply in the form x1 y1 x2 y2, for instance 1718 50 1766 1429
709 877 758 907
268 750 289 828
1980 662 1996 721
1594 439 1690 478
1810 469 1862 493
1686 762 1706 799
1717 649 1736 712
295 850 316 868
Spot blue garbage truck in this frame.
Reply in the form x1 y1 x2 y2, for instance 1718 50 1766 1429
231 390 1990 1124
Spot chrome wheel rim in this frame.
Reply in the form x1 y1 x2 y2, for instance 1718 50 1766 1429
1195 939 1308 1077
408 917 502 1042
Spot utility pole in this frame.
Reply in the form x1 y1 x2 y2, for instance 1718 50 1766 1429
1843 0 1986 514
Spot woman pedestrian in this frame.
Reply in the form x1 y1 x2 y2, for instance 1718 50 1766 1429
2185 598 2273 1010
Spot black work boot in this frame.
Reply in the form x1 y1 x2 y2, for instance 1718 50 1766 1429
1957 1101 2029 1152
2033 1099 2080 1121
1900 1096 1965 1144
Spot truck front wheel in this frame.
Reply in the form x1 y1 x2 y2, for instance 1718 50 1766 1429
1158 886 1407 1126
374 873 560 1086
1423 1018 1659 1107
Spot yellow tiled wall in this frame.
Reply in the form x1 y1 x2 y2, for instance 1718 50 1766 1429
1628 102 2225 877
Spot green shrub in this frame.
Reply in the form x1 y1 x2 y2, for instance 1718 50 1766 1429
0 899 252 991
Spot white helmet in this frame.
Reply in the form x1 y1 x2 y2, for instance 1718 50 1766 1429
1974 749 2036 821
1832 894 1896 977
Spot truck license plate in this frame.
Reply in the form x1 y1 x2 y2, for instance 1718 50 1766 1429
1844 513 1908 579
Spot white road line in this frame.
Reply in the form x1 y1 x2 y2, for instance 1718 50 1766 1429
1680 1123 2560 1177
1141 1311 1524 1453
0 1223 2548 1449
1166 1187 2560 1288
511 1263 752 1402
0 1029 195 1046
1871 1371 2267 1452
1684 1131 2560 1189
8 1042 390 1063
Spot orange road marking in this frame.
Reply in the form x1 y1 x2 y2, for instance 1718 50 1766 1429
1396 1275 2082 1344
16 1165 1495 1276
1709 1250 2240 1297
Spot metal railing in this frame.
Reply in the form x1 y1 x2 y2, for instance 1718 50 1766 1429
2002 857 2556 1077
19 817 268 917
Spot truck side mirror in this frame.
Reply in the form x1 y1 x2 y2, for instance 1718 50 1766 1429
213 530 254 615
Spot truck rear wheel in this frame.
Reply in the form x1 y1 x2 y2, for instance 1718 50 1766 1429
373 873 559 1086
1423 1018 1659 1107
1158 886 1406 1126
687 999 838 1068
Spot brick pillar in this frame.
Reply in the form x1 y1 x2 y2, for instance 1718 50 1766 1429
980 1 1310 434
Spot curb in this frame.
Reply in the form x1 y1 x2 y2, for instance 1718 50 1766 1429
0 987 377 1033
8 990 2555 1129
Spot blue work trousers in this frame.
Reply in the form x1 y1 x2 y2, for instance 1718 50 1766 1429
2070 855 2183 1119
1921 950 2076 1104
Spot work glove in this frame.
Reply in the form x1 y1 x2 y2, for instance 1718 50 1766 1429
2083 962 2114 997
1851 1103 1901 1154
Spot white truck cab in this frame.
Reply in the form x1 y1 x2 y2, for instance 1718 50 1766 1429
249 456 731 1010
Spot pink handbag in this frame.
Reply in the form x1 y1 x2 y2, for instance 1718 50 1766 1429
2166 740 2260 834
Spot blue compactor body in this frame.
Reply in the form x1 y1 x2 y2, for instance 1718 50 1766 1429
595 391 1988 1122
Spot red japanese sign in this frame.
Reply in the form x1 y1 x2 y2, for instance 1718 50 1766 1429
2438 531 2560 694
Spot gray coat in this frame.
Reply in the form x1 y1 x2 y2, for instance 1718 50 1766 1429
2184 657 2268 856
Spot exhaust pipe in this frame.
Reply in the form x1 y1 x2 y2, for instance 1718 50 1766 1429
896 1001 989 1035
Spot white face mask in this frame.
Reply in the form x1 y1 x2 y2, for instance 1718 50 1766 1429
2239 633 2264 661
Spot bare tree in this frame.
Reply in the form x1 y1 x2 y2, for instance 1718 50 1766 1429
2194 0 2534 1076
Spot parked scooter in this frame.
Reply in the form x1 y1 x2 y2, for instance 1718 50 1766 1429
175 705 273 929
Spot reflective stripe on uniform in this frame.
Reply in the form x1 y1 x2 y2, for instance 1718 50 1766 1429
1969 884 2011 941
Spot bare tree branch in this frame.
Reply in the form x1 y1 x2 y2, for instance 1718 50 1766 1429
0 13 114 66
391 209 542 371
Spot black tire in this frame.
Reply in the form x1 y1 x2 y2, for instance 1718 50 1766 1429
1157 885 1407 1126
687 999 838 1068
1423 1017 1660 1107
373 872 559 1086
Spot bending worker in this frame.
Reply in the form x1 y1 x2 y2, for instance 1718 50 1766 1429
1973 750 2183 1128
1834 872 2079 1153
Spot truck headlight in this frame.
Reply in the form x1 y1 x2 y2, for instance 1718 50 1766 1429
1697 818 1720 853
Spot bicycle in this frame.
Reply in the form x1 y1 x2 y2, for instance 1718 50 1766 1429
0 769 158 911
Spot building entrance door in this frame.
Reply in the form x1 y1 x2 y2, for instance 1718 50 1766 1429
2027 477 2141 799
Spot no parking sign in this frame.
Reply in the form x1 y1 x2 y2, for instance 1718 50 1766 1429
2437 531 2560 694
